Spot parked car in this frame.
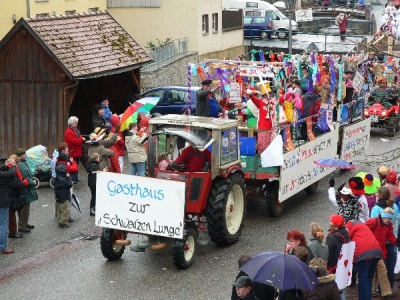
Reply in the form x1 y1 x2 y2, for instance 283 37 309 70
244 16 275 39
141 86 200 115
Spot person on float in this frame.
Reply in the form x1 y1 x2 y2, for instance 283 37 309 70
195 79 223 118
246 85 277 153
348 177 369 223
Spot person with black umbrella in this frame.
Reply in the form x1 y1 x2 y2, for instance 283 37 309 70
231 254 276 300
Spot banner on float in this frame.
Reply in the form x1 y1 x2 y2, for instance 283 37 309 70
280 129 339 201
95 172 185 239
229 82 242 103
340 118 371 162
339 100 364 126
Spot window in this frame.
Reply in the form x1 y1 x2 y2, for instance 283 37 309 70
142 89 164 104
221 128 239 166
246 2 259 8
212 13 218 33
202 14 209 34
88 7 99 12
245 10 262 16
36 13 49 18
65 10 76 16
167 90 187 104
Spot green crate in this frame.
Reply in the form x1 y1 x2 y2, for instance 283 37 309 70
240 155 256 172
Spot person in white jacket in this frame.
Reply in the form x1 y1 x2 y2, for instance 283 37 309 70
125 123 147 176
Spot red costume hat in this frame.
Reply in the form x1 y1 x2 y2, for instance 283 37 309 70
330 215 345 227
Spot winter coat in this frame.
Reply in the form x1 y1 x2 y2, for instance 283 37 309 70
301 92 321 118
65 126 85 158
7 166 24 208
54 164 73 202
126 131 147 163
304 274 341 300
326 227 350 270
87 137 116 170
366 216 398 259
86 161 100 188
92 113 108 130
231 271 276 300
308 238 329 261
18 160 38 204
196 89 223 117
346 219 382 263
0 165 17 208
108 145 121 173
328 187 360 223
338 16 348 32
370 199 400 236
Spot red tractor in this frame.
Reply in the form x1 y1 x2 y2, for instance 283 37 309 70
100 115 246 269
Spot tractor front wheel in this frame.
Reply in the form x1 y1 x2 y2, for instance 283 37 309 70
172 224 197 270
206 173 246 246
100 228 127 261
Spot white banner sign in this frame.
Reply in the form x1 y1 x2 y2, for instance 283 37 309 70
229 82 242 103
340 119 371 162
295 9 313 22
96 172 185 239
279 129 339 201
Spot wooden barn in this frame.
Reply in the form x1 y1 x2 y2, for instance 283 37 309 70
0 11 152 157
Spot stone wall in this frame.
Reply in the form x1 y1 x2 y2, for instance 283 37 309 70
141 46 245 90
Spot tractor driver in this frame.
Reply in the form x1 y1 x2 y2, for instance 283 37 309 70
167 143 211 172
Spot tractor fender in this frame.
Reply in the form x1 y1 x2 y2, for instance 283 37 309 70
220 165 244 179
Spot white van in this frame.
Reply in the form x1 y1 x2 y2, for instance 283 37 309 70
222 0 299 39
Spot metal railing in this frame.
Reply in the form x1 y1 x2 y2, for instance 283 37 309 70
142 37 188 70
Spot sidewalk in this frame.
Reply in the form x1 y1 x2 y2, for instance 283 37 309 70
345 280 400 299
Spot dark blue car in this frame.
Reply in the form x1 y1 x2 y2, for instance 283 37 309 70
244 16 275 39
141 86 200 115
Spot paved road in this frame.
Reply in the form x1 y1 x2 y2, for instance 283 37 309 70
0 129 399 299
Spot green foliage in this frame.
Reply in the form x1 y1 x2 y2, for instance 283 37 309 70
146 37 173 52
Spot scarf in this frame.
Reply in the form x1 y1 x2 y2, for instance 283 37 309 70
70 125 81 138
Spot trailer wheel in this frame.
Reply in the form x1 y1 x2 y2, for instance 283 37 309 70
100 228 127 261
32 177 40 189
304 181 319 195
172 225 197 270
206 173 246 246
267 181 283 217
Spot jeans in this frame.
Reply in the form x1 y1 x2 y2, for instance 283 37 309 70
340 289 346 300
386 244 397 288
89 186 96 209
130 162 145 176
355 258 379 300
71 157 80 182
0 207 10 251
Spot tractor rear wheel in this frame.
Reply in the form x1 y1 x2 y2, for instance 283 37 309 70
206 173 246 246
100 228 127 261
267 181 283 217
172 224 197 270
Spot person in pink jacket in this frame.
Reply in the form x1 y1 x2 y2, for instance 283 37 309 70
338 14 350 41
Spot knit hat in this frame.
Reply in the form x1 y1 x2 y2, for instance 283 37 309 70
330 215 345 227
58 152 69 161
348 177 365 196
15 148 26 157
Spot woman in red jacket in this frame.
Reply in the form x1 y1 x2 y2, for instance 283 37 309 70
64 116 86 183
346 219 382 300
366 208 399 298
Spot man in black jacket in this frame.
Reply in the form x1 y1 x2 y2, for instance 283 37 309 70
195 79 222 118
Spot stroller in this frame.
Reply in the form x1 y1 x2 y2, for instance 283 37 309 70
26 145 54 188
